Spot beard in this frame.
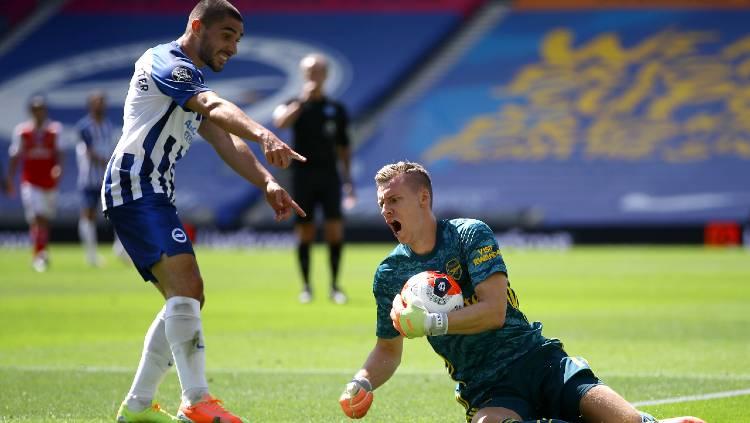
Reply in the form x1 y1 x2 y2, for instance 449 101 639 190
198 37 224 72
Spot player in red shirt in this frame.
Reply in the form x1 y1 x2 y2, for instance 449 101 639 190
5 95 63 272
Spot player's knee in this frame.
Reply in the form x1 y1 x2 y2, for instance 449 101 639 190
580 385 641 423
169 274 204 300
185 275 204 299
471 408 522 423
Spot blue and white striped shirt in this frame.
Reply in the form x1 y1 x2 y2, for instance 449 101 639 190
102 41 211 211
76 115 117 190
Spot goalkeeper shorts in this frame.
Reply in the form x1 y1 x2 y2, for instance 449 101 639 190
459 342 602 422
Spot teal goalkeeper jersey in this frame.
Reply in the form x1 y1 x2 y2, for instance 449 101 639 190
373 218 554 388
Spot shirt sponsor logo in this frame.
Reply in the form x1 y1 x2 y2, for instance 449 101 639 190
184 120 198 144
473 245 501 266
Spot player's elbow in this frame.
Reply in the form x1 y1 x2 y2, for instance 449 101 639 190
271 105 291 128
483 306 505 330
202 97 225 117
272 117 287 129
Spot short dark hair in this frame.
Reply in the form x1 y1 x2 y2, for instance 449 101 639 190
28 94 47 110
188 0 242 28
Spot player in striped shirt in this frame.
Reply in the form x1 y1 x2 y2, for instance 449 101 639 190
75 91 121 267
108 1 305 422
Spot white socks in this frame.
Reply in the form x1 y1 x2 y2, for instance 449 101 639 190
125 307 172 412
165 296 209 405
78 218 98 265
112 234 131 264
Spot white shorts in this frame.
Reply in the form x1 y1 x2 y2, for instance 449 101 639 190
20 182 58 223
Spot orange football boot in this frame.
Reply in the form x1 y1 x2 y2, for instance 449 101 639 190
177 395 244 423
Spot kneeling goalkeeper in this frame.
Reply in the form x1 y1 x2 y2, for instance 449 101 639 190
338 161 704 423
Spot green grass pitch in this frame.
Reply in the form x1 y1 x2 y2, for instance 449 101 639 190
1 244 748 422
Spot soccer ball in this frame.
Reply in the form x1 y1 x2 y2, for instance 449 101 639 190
400 270 464 313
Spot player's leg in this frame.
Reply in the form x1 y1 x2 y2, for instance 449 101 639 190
579 385 641 422
108 200 189 422
542 350 639 422
321 174 345 303
150 253 243 422
21 183 51 270
79 207 98 265
472 407 522 422
150 253 207 402
323 218 346 304
473 409 569 423
112 232 132 264
472 403 570 423
295 222 316 302
78 189 100 266
580 388 705 423
551 347 704 423
108 196 238 422
463 377 545 423
292 170 316 303
117 302 175 422
30 215 49 271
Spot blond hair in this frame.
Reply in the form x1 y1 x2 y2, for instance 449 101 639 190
374 161 433 207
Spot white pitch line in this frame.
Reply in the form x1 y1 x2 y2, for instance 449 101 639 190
632 388 750 407
600 372 750 381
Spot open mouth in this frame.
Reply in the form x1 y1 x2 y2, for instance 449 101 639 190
218 51 231 63
388 220 402 236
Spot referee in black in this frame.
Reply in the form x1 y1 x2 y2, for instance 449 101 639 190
273 53 355 304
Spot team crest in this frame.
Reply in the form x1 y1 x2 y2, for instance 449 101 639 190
172 66 193 82
172 228 188 243
445 258 463 280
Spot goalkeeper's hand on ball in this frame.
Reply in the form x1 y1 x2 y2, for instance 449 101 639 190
339 377 373 419
390 294 448 338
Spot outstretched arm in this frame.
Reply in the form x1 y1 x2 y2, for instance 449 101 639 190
273 80 320 129
354 336 403 389
198 118 305 221
187 91 306 168
339 336 403 418
272 100 303 129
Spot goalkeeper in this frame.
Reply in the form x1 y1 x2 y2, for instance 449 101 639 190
338 161 704 423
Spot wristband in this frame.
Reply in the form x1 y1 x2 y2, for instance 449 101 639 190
426 312 449 336
351 377 372 392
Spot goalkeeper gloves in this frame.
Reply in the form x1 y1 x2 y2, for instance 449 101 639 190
339 377 373 419
391 294 449 338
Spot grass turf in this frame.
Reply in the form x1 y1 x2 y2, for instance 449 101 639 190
0 244 748 422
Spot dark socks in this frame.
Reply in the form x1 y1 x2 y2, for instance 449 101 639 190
297 243 311 291
328 243 342 291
